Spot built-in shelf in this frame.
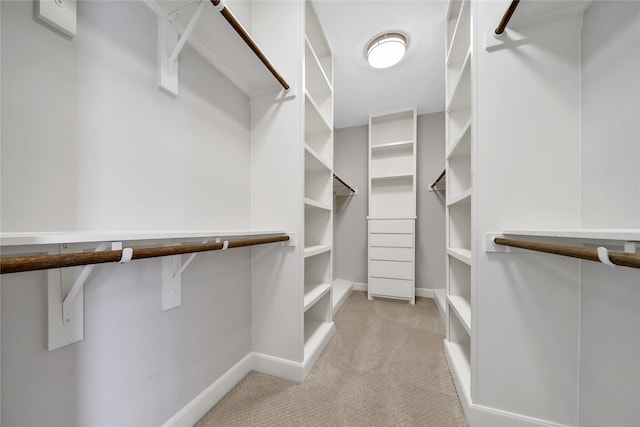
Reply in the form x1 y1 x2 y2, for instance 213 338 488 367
447 188 472 207
448 52 471 100
304 198 332 211
371 173 414 182
448 295 471 334
447 62 471 112
502 229 640 242
0 229 288 247
304 245 332 258
303 319 334 360
447 248 472 265
505 0 593 27
444 340 471 401
371 140 414 150
305 91 332 133
332 278 353 313
304 283 331 311
305 145 331 172
433 289 447 320
447 120 472 160
445 0 470 65
305 37 333 94
144 1 286 97
445 0 472 406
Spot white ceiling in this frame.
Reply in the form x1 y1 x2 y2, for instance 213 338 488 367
314 0 448 129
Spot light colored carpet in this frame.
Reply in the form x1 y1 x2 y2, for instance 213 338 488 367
196 291 467 426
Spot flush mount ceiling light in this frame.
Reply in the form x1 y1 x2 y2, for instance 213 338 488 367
367 33 407 69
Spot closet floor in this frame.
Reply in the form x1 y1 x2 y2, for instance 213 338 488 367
196 291 467 426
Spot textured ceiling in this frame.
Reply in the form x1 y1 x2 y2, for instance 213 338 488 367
314 0 448 129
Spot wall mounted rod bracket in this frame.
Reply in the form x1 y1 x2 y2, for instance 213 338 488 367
61 241 110 323
158 0 206 96
168 0 206 65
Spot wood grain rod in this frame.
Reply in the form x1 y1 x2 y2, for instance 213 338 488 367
210 0 290 90
430 170 446 188
0 235 290 274
333 173 356 194
494 237 640 269
495 0 520 35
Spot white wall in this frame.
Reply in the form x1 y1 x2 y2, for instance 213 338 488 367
579 2 640 425
333 125 368 283
333 113 446 291
250 0 305 363
472 1 640 425
475 2 583 423
1 1 253 425
416 113 446 291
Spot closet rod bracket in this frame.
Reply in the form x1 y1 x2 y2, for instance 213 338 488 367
50 241 128 351
158 0 206 96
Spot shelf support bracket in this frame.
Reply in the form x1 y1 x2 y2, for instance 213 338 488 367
49 241 110 351
158 0 206 96
162 236 213 311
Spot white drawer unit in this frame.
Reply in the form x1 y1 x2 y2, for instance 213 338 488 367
367 218 415 303
368 109 416 304
369 233 413 248
368 219 414 234
369 247 413 262
368 277 413 300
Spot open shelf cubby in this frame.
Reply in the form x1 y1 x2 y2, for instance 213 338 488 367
370 176 415 218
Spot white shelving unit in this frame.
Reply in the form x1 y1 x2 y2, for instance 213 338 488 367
367 109 417 303
444 0 473 405
302 0 334 364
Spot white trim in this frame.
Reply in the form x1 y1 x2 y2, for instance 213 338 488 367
467 403 573 427
415 287 435 298
353 282 368 292
163 337 338 426
161 353 253 427
252 352 305 383
445 347 572 427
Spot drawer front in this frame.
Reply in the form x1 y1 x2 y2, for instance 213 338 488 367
369 277 413 299
369 260 413 281
369 219 414 234
370 247 413 262
369 233 413 248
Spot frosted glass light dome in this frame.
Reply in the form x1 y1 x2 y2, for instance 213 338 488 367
367 33 407 69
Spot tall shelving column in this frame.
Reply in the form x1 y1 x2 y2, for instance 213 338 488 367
302 0 335 365
444 0 473 404
367 108 417 304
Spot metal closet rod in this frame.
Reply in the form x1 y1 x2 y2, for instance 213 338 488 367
495 0 520 35
0 235 290 274
333 173 356 194
494 237 640 269
210 0 290 91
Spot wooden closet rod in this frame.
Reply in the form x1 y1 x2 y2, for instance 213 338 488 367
494 237 640 269
333 173 356 194
430 170 446 189
495 0 520 35
0 235 290 274
210 0 290 91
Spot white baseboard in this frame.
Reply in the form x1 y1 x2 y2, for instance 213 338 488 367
252 352 304 383
415 287 435 298
445 348 570 427
161 353 253 427
353 282 367 292
163 326 336 426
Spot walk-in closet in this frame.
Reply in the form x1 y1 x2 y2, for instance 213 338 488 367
1 0 638 426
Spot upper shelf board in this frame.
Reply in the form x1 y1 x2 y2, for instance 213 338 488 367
145 0 287 97
1 229 288 247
